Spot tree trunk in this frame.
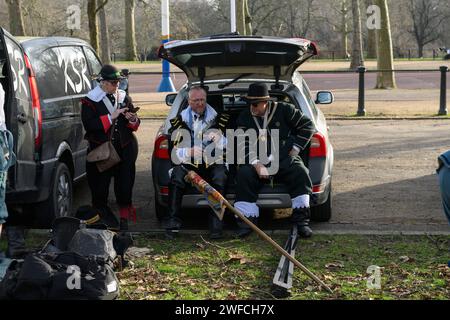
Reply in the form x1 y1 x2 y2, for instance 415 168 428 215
244 0 252 35
87 0 99 54
125 0 138 61
99 6 111 64
418 44 424 58
341 0 350 59
375 0 396 89
367 29 377 59
6 0 26 36
350 0 364 69
236 0 246 35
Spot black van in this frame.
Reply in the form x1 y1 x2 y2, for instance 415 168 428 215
0 28 103 227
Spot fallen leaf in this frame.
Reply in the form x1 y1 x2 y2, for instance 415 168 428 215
195 243 205 249
399 256 414 263
227 293 238 300
226 253 248 264
325 261 344 269
127 247 153 258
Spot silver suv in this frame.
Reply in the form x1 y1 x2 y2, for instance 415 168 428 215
152 35 334 223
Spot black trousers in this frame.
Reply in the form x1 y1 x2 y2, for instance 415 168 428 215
87 137 138 210
235 156 312 203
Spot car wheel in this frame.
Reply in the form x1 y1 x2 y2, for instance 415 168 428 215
154 191 167 221
311 186 332 222
34 162 73 228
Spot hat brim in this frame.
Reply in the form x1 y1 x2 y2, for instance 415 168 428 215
242 96 276 103
96 75 126 82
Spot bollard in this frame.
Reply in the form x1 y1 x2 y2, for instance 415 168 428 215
438 66 448 115
357 66 366 116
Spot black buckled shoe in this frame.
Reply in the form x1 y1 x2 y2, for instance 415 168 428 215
236 216 257 238
209 213 223 239
291 207 313 238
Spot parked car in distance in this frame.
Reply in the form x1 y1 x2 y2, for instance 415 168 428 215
0 28 104 227
152 34 334 223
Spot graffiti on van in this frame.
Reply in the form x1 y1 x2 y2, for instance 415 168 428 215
5 39 29 98
57 48 91 95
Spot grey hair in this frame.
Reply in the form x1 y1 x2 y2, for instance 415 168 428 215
188 86 207 98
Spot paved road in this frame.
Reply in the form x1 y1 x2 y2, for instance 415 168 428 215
73 119 450 234
128 72 450 94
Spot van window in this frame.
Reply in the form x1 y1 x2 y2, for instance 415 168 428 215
58 46 92 95
83 47 102 76
32 47 64 99
4 37 29 101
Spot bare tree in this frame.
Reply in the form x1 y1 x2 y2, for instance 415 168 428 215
283 0 315 37
247 0 283 35
409 0 449 57
6 0 26 36
99 5 111 64
350 0 364 69
340 0 351 59
365 0 377 58
87 0 108 54
125 0 138 61
367 29 377 59
236 0 245 35
375 0 396 89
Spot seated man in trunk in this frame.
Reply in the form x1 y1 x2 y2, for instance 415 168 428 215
234 83 315 238
165 86 230 239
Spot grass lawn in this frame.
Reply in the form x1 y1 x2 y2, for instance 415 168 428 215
118 233 450 300
1 232 449 300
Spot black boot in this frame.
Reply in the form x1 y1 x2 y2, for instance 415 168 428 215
209 212 223 239
236 216 257 238
164 184 184 236
5 225 28 258
291 207 313 238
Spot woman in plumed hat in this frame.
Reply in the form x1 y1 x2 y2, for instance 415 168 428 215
81 64 140 231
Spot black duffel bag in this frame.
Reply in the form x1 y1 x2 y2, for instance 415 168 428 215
0 251 119 300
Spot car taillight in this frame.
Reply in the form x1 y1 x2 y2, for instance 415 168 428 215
312 183 326 193
159 186 169 195
309 132 326 158
154 135 170 159
24 54 42 151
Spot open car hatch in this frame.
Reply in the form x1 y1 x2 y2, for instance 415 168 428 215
158 35 318 84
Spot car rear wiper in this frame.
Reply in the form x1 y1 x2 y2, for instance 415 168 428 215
218 73 253 89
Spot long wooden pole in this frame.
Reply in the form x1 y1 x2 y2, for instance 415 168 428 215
226 200 333 294
184 170 333 294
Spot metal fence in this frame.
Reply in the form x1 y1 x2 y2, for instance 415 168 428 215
127 66 449 116
312 49 450 61
301 66 449 116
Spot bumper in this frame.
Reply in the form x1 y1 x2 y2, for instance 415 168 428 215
6 160 55 204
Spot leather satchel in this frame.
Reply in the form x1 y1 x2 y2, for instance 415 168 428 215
86 121 121 172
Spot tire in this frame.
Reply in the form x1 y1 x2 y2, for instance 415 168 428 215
34 162 73 228
154 191 168 221
311 186 332 222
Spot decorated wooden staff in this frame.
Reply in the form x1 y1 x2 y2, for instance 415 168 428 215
184 170 333 294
